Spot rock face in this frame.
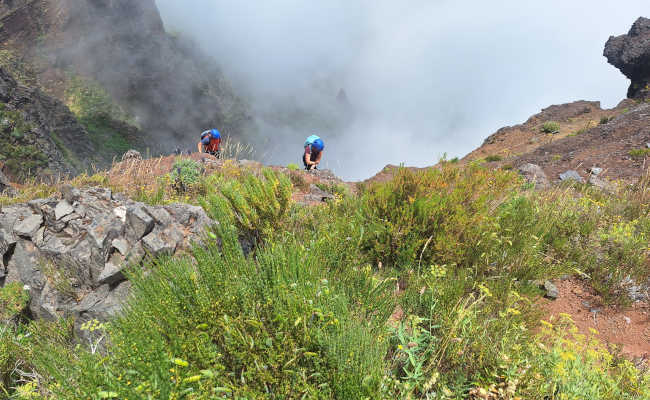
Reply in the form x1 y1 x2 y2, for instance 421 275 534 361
604 17 650 100
0 66 93 179
0 186 213 336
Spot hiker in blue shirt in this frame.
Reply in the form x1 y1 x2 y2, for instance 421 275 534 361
303 135 324 170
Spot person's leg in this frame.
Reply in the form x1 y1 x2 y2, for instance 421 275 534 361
303 154 309 170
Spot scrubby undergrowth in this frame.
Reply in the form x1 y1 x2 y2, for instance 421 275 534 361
1 163 649 399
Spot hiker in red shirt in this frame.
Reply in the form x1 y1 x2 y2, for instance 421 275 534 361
197 129 221 158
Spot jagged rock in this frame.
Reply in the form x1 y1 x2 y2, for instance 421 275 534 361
604 17 650 100
518 163 550 189
544 280 559 300
589 175 616 192
54 200 75 220
307 184 336 202
0 186 214 332
121 149 142 162
559 170 585 183
14 214 44 238
61 185 81 203
142 230 175 256
125 206 154 241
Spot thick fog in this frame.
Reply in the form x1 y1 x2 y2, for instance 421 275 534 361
155 0 647 180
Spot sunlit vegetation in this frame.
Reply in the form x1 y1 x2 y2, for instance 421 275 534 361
1 163 649 398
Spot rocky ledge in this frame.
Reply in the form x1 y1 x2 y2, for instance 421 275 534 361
0 186 213 336
604 17 650 100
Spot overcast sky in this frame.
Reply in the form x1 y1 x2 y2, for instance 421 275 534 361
155 0 647 180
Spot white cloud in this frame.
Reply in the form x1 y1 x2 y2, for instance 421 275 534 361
155 0 647 180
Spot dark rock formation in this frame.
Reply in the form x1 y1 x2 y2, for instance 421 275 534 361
604 17 650 100
0 66 94 179
0 186 213 338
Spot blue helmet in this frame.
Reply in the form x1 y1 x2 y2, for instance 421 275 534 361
201 129 221 144
312 138 324 152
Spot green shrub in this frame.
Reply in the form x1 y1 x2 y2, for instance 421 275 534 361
484 154 503 162
0 283 29 322
30 215 393 398
541 121 561 133
287 163 300 171
629 148 650 159
600 116 612 125
358 163 521 270
202 168 292 244
517 316 650 399
170 158 203 188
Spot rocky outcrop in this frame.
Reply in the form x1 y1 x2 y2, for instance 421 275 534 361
518 163 550 189
0 186 213 337
0 66 93 179
604 17 650 100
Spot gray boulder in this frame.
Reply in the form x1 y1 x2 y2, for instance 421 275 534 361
589 175 616 192
604 17 650 100
518 163 550 189
559 170 585 183
0 186 214 330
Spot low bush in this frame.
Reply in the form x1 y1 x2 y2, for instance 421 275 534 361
629 148 650 159
170 158 203 188
484 154 503 162
541 121 561 133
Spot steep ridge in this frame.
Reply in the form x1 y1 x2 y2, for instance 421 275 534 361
0 65 93 180
0 0 251 172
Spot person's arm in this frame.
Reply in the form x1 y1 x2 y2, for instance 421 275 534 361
304 146 314 166
313 151 323 166
197 141 203 153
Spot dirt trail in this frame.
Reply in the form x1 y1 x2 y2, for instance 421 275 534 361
541 279 650 361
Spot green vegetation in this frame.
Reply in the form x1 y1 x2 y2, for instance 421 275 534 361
0 283 29 322
541 121 561 133
484 154 503 162
64 74 139 162
287 163 300 171
0 106 49 180
315 182 351 198
600 116 612 125
170 158 203 187
629 148 650 159
0 50 38 86
1 164 650 398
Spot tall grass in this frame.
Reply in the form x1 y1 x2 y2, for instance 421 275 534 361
1 164 649 399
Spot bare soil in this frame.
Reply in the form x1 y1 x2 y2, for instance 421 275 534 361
541 279 650 362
